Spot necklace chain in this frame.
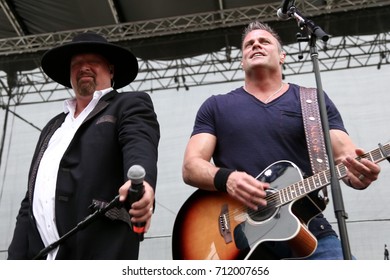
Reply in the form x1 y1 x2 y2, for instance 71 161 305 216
264 83 284 103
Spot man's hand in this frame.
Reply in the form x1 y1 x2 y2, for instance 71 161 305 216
119 181 155 232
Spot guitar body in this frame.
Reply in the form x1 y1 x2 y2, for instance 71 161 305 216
172 161 327 260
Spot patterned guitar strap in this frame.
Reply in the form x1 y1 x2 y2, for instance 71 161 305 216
299 86 329 202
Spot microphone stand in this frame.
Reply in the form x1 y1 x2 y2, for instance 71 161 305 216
33 195 122 260
286 5 352 259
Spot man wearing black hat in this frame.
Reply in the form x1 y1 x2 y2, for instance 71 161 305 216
7 32 160 259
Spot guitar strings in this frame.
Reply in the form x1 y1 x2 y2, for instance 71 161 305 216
224 143 390 221
225 192 281 221
223 172 327 221
226 166 345 220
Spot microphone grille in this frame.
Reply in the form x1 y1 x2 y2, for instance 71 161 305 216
277 8 290 21
127 165 146 184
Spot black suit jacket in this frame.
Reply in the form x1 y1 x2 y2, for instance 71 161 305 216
8 90 160 259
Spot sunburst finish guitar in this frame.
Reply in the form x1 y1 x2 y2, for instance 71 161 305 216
172 142 390 260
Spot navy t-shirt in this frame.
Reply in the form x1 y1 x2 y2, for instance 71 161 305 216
191 83 347 240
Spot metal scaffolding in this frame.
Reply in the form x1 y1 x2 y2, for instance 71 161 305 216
1 1 389 54
1 31 389 107
0 1 390 107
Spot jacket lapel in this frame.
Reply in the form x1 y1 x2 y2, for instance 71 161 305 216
82 89 117 124
28 113 66 203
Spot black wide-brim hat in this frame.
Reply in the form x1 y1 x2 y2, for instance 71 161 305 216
41 32 138 89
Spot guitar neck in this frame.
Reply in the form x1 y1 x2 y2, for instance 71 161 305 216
277 142 390 206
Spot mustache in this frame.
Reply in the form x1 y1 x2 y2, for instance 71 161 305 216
77 70 96 80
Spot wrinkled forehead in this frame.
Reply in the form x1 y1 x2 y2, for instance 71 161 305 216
242 29 283 52
243 29 277 44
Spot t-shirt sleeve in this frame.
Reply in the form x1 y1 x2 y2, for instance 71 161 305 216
191 96 217 137
325 92 348 133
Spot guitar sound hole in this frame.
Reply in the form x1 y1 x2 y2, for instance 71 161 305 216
249 189 279 222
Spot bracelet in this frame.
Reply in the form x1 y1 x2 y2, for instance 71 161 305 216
214 168 234 192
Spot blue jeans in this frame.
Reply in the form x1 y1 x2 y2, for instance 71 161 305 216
304 235 356 260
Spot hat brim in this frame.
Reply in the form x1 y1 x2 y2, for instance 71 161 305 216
41 41 138 89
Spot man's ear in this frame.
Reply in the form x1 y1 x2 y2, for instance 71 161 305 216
279 51 286 64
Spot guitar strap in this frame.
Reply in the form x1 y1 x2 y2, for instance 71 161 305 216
299 86 329 200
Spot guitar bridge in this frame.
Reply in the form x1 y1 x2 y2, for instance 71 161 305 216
219 204 232 244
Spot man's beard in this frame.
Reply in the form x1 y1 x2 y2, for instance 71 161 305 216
77 80 96 97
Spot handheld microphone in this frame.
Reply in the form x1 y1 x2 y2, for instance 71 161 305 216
126 164 146 241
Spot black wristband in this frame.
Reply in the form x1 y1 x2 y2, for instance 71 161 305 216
214 168 234 192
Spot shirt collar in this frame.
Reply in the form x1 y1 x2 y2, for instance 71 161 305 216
63 87 113 114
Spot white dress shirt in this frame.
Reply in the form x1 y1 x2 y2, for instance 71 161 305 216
32 88 112 259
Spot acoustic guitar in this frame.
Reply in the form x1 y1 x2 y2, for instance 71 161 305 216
172 142 390 260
